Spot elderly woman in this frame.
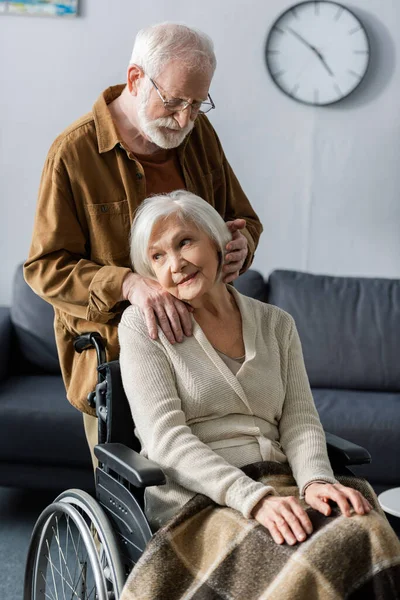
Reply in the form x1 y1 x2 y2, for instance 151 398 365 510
119 191 400 599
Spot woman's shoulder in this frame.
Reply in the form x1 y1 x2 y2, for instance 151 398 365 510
119 305 148 334
235 289 295 334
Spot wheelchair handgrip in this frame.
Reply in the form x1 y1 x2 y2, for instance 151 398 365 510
73 332 106 367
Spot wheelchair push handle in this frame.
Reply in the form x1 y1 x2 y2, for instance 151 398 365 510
73 332 106 367
74 332 107 409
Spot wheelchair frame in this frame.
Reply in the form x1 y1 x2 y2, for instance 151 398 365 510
23 332 371 600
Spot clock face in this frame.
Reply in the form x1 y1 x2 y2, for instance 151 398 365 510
265 1 370 106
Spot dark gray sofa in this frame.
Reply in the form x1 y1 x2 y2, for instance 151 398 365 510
0 264 93 491
1 264 398 496
235 269 400 495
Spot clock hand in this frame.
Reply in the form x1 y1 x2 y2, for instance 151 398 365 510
287 27 317 52
317 53 334 76
287 27 334 77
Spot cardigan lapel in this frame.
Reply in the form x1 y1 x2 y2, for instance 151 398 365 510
191 288 257 414
230 287 257 365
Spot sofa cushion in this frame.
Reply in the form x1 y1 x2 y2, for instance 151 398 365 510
0 374 91 468
268 270 400 391
234 269 268 303
313 388 400 484
10 264 60 374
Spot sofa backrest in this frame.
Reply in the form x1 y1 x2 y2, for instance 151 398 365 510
10 263 61 374
267 270 400 392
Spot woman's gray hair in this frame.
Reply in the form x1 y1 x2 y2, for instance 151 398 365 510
129 22 217 78
130 191 232 280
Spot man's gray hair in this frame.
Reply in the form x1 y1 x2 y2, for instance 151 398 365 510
130 191 231 280
129 22 217 78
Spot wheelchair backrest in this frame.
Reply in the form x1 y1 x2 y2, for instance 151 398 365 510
97 360 141 453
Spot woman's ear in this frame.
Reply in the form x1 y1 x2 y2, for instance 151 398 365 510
127 64 143 96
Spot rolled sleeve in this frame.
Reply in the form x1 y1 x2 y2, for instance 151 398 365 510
87 266 131 322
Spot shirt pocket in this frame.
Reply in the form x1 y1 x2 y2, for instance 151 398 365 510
84 199 131 262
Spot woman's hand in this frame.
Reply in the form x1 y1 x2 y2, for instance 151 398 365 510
305 482 372 517
252 494 314 545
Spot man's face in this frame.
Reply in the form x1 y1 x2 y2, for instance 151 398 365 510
136 62 212 149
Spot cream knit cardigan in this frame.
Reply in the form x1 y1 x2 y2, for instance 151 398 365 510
118 287 336 529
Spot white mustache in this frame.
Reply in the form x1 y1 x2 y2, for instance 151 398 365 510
152 116 193 133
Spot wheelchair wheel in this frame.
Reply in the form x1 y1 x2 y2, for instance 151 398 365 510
56 489 125 596
24 490 125 600
24 501 108 600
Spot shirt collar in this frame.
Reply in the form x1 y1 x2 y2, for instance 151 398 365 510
93 84 126 154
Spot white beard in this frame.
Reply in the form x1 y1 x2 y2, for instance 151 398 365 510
137 84 194 149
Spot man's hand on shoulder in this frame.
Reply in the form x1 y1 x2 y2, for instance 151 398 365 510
223 219 248 284
121 272 193 344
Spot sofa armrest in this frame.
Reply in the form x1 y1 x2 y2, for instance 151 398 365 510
0 306 12 383
94 443 166 488
325 431 371 466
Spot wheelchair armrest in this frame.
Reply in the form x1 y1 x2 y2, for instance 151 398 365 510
94 442 166 488
325 432 371 466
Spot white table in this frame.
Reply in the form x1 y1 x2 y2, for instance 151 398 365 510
378 487 400 518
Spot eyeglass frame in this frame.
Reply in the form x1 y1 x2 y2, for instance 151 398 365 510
147 75 215 115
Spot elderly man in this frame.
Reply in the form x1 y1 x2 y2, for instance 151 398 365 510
24 22 262 442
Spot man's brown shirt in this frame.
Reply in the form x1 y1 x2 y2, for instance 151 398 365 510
24 85 263 414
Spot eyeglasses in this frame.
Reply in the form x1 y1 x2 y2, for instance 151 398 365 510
148 75 215 115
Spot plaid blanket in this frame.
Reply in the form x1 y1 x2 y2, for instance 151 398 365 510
120 462 400 599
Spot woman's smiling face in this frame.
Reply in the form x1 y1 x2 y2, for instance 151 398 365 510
148 214 220 303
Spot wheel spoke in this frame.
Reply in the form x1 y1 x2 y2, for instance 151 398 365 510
42 588 58 600
45 538 59 600
67 515 79 592
86 582 97 599
55 517 67 600
39 568 57 600
66 513 84 591
44 555 84 599
52 521 74 589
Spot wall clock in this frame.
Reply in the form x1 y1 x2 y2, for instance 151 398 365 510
265 1 370 106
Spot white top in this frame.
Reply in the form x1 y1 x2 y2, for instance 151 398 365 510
118 287 336 529
378 488 400 518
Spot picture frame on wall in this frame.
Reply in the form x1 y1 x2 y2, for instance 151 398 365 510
0 1 78 17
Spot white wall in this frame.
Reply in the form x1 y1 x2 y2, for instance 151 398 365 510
1 0 399 304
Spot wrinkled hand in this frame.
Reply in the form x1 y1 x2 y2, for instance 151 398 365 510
305 482 372 517
121 272 193 344
223 219 248 284
252 494 313 546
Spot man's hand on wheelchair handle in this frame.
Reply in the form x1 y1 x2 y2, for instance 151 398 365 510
121 272 193 344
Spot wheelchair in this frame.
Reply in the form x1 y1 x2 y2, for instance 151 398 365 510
23 332 372 600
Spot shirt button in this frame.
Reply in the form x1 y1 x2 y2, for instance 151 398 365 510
101 205 108 213
136 172 143 180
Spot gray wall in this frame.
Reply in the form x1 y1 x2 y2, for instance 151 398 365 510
1 0 399 304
